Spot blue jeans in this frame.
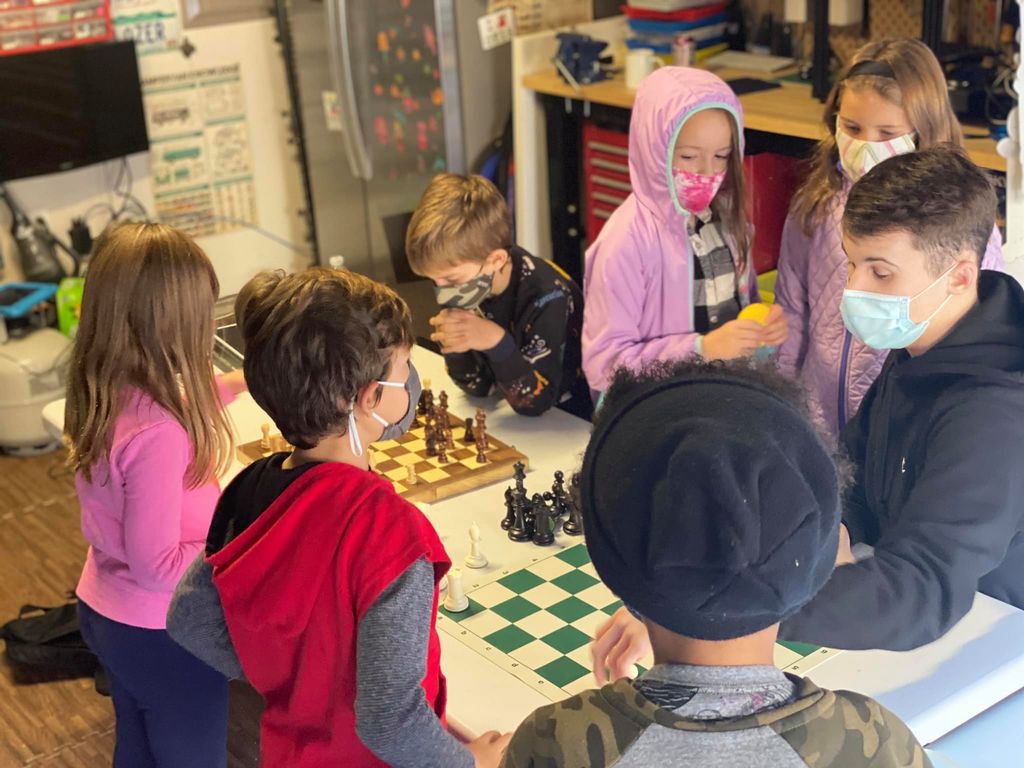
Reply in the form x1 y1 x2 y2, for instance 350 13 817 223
78 601 228 768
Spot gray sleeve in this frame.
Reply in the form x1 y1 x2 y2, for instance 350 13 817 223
355 557 474 768
166 552 246 681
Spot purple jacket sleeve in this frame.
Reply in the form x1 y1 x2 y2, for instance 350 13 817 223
582 239 699 393
775 214 816 378
982 225 1004 271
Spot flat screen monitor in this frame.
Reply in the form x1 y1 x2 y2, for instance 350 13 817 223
0 41 149 182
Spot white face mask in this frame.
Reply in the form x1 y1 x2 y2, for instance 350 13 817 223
348 379 409 457
835 120 917 182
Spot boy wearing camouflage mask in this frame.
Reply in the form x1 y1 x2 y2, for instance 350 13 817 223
500 360 929 768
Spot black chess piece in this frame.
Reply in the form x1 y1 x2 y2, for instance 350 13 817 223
562 501 583 536
508 492 531 542
513 461 527 497
425 430 438 457
542 491 557 519
531 493 554 546
563 472 583 535
501 488 516 530
463 417 475 443
551 471 568 515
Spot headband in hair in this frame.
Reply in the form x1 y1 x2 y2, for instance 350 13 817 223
844 60 896 81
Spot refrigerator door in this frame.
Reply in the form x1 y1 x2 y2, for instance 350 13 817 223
291 0 373 275
339 0 453 284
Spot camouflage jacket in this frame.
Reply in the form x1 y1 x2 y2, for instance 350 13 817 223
499 675 932 768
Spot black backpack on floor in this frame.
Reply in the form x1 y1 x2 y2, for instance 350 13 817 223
1 600 109 694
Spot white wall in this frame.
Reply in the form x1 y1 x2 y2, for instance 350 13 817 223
0 18 311 296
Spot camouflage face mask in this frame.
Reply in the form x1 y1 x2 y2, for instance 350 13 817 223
433 264 495 310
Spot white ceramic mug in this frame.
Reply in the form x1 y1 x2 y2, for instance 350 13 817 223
625 48 662 89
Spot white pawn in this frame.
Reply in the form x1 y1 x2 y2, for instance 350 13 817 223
464 521 488 569
444 567 468 612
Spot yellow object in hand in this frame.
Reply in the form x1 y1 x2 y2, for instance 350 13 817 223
739 302 774 355
738 302 771 326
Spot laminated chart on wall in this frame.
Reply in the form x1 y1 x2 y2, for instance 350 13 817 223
142 64 257 238
111 0 180 56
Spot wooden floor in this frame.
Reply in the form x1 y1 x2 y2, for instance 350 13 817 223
0 450 261 767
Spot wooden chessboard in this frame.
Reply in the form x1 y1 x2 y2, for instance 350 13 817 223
236 411 529 504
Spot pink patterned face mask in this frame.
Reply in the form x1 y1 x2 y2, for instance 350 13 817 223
673 168 727 215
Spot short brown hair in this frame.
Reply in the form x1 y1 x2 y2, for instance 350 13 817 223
236 267 414 449
405 173 512 272
842 146 996 274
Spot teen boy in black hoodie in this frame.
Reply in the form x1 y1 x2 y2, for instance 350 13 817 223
589 147 1024 678
777 145 1024 650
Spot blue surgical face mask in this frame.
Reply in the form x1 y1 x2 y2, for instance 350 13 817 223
840 264 956 350
348 362 421 456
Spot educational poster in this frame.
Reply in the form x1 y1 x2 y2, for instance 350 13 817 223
111 0 181 56
142 64 257 238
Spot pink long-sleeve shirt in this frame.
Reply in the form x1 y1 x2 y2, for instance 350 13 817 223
75 385 233 629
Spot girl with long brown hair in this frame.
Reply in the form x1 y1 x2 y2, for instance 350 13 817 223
775 37 1004 441
65 222 244 767
582 66 787 395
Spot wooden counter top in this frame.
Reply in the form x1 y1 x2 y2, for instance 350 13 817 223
522 68 1006 173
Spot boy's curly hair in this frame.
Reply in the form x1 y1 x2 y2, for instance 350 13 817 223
595 358 854 493
235 267 413 449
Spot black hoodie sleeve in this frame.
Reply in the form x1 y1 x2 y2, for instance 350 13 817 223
837 384 877 544
781 394 1024 651
484 287 572 417
443 350 495 397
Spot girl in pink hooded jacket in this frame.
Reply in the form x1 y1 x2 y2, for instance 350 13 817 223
583 67 786 394
776 38 1003 440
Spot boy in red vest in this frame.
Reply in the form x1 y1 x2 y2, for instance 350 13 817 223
167 267 509 767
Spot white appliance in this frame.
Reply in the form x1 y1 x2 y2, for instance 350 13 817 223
0 328 70 453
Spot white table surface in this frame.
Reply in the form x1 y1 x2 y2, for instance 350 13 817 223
42 346 1024 757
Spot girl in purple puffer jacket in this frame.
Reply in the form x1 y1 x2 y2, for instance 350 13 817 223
776 38 1003 441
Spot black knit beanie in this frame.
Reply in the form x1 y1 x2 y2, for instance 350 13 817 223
581 372 840 640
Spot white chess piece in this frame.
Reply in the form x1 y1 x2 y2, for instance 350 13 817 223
443 567 468 612
464 521 488 569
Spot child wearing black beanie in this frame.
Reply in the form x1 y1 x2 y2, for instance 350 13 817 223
499 359 929 768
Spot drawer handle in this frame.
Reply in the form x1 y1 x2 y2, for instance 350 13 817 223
587 141 628 156
592 157 629 173
593 191 627 206
592 174 632 192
